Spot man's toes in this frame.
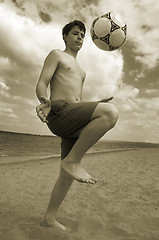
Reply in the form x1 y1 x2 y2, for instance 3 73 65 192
89 179 96 184
85 179 90 183
84 179 95 184
78 178 91 184
91 177 98 183
78 178 86 183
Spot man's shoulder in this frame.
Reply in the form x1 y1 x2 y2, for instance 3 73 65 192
45 49 62 64
48 49 61 58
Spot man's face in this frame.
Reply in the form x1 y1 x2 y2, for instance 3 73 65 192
64 26 85 51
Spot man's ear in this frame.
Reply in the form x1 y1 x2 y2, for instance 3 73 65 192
63 34 67 43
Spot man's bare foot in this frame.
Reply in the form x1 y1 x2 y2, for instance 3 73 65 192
41 217 70 232
61 159 98 184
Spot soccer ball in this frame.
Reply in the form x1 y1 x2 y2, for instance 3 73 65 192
90 12 127 51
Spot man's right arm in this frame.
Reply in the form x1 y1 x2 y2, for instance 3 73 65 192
36 50 60 103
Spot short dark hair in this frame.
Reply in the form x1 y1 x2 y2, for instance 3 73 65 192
62 20 86 37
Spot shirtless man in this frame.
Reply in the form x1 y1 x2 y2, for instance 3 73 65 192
36 20 118 231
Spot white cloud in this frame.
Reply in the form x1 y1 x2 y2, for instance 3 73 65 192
0 78 10 98
0 3 64 68
145 89 159 95
109 95 159 143
115 84 139 103
0 104 18 119
79 37 124 100
129 69 145 82
0 81 9 90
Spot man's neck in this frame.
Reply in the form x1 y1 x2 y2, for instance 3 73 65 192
64 48 78 59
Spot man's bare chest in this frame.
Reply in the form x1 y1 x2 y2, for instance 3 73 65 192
58 57 84 78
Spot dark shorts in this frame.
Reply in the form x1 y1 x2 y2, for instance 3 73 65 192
46 100 99 159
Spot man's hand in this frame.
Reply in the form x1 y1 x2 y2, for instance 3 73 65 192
100 97 113 102
36 97 51 123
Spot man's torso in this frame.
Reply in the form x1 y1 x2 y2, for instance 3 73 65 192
50 50 85 102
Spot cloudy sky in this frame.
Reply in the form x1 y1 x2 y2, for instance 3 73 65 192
0 0 159 143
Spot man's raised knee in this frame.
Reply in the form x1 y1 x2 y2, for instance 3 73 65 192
92 102 118 127
108 104 118 127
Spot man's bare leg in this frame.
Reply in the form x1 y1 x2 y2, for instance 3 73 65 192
42 168 74 231
40 102 118 230
61 103 118 183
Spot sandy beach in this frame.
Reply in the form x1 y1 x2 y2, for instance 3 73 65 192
0 148 159 240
